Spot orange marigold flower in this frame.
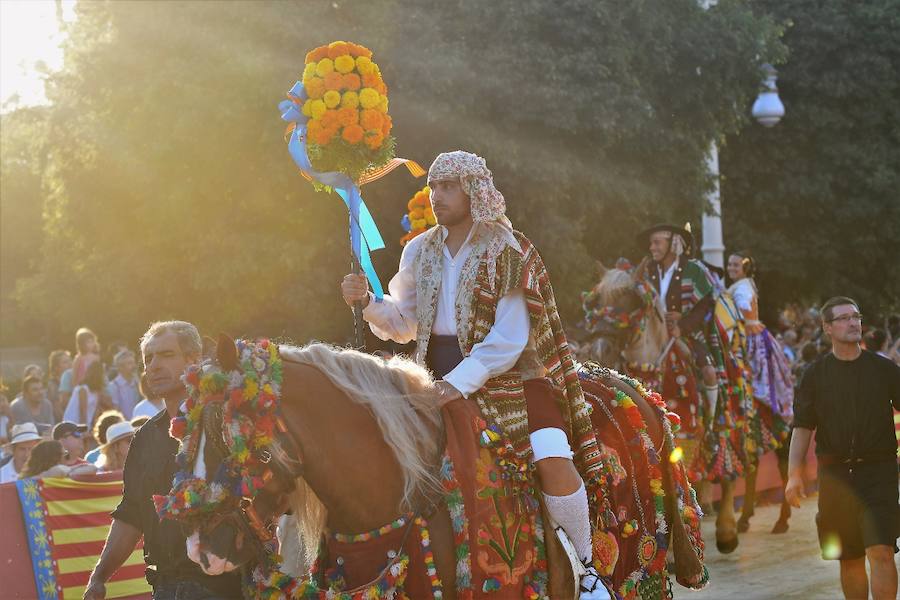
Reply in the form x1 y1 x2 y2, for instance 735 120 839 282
342 124 364 145
362 73 381 90
305 45 329 64
381 114 393 137
305 78 325 99
364 130 384 150
337 106 359 127
407 198 418 211
320 109 340 131
349 43 373 59
409 208 425 220
377 95 389 114
360 108 383 131
343 73 361 91
414 191 429 205
334 55 356 74
323 71 344 92
327 41 351 60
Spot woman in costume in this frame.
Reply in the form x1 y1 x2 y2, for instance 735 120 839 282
726 251 793 531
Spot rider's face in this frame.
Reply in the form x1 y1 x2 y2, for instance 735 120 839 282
726 254 745 281
429 178 472 229
648 232 671 262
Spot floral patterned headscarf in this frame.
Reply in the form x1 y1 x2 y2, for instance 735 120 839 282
428 151 512 229
426 150 521 285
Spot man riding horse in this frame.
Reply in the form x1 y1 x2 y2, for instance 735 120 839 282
633 223 747 550
341 150 608 599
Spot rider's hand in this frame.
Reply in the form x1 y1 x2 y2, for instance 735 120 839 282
784 474 805 508
83 579 106 600
434 381 463 406
341 274 370 308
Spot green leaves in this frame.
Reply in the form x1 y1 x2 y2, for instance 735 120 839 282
2 0 799 348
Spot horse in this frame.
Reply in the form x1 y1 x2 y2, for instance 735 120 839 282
160 335 707 599
579 261 756 553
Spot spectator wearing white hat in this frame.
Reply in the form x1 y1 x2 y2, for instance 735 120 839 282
97 421 135 473
0 423 43 483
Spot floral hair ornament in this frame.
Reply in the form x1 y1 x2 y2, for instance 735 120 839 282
278 41 425 303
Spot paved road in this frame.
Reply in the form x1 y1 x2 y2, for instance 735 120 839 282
686 491 900 599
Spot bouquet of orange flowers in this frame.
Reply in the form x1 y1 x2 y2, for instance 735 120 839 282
400 185 436 245
299 41 394 182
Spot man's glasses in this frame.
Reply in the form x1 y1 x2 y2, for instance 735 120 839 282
828 313 863 324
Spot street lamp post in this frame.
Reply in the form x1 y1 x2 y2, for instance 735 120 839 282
701 64 785 268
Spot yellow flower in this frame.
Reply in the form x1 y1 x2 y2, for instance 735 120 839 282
377 95 389 114
334 54 356 74
323 90 341 109
302 63 317 83
308 99 327 120
315 58 334 77
411 218 427 230
355 56 374 75
243 379 259 400
301 99 315 117
358 88 380 109
340 91 359 109
649 479 664 496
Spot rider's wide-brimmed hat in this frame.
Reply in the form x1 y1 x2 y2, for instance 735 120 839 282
637 223 695 255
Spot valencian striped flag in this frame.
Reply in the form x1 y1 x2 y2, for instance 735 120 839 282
15 476 151 599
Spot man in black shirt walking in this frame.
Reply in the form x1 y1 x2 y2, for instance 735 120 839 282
84 321 242 600
786 297 900 600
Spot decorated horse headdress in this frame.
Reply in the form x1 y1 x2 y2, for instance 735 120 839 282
153 339 296 532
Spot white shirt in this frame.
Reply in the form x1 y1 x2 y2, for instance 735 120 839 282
0 459 19 484
657 261 678 312
729 278 755 312
363 224 530 398
63 385 99 425
132 398 165 420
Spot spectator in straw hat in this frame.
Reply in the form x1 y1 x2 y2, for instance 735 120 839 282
97 421 135 472
0 422 42 483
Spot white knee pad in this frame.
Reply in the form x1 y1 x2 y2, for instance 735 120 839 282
530 427 574 462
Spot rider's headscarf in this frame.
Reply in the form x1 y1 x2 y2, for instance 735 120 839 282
427 151 521 284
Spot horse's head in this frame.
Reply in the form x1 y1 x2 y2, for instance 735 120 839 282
157 335 300 576
582 261 653 366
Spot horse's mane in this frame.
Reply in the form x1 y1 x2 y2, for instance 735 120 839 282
277 342 442 559
594 267 637 305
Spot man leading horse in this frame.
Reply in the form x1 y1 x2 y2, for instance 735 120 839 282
341 150 608 599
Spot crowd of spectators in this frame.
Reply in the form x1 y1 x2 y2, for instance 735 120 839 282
0 327 161 483
774 304 900 377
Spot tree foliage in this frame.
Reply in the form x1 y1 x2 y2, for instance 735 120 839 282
2 0 788 349
721 0 900 320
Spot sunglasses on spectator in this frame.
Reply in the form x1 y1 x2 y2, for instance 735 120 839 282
827 313 863 323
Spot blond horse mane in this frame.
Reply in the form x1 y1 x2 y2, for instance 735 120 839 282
276 342 442 563
593 268 668 365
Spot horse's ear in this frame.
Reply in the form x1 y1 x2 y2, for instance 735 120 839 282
217 333 239 372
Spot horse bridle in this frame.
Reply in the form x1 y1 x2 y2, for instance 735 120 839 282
196 363 308 553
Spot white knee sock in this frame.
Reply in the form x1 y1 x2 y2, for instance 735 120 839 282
543 482 592 563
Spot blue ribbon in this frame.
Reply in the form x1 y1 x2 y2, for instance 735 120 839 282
279 81 385 301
